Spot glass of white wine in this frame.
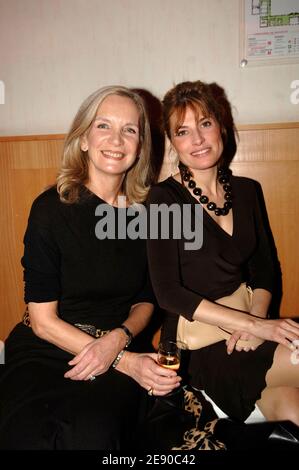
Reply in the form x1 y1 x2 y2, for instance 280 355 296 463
157 340 185 371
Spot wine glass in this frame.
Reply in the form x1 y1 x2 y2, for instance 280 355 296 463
157 340 187 398
157 340 186 371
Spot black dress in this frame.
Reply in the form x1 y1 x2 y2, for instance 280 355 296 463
0 186 154 449
147 176 278 422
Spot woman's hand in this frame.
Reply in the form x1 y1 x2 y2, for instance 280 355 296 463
118 352 182 396
64 329 126 381
249 318 299 350
226 330 265 354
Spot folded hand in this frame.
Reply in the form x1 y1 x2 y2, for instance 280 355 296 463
64 330 124 381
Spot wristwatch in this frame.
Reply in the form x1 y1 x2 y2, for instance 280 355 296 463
118 324 133 348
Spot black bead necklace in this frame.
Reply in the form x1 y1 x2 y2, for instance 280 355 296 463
180 166 233 216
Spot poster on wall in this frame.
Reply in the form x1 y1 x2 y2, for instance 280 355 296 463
240 0 299 66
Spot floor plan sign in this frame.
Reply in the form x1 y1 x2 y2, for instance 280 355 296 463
242 0 299 63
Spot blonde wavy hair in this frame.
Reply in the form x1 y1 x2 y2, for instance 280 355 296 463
57 85 152 204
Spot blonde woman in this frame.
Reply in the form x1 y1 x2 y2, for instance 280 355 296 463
0 86 180 450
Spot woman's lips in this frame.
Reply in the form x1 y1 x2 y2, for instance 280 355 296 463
191 147 211 156
101 150 125 159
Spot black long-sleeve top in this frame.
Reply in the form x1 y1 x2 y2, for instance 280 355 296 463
146 176 275 322
22 186 154 331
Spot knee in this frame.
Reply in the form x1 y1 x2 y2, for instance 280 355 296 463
283 408 299 427
259 387 299 426
272 400 299 427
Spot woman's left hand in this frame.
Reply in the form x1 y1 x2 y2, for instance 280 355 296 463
226 330 265 354
64 329 125 381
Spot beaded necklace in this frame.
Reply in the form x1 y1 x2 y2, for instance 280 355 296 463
180 165 233 216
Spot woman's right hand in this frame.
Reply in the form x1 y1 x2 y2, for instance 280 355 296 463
249 317 299 350
64 329 127 380
117 352 182 396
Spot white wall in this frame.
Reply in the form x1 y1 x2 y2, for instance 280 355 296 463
0 0 298 136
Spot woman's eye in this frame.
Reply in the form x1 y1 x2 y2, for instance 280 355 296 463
124 127 137 134
97 123 109 129
201 120 212 128
175 129 188 137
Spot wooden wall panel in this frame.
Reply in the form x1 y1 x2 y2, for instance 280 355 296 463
0 136 63 340
230 161 299 316
0 124 298 340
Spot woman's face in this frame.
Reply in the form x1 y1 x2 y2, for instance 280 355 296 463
170 106 223 172
81 94 140 178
